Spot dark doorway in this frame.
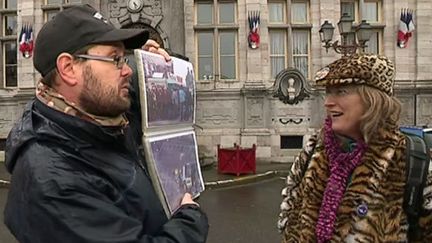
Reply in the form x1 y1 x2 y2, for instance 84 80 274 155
125 23 164 48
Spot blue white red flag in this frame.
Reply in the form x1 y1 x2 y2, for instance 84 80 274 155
397 9 415 48
248 11 260 49
19 24 34 58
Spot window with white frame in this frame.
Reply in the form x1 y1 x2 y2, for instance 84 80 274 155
292 29 309 78
195 0 238 81
42 0 82 21
268 0 310 79
341 0 383 54
269 30 286 79
1 0 17 88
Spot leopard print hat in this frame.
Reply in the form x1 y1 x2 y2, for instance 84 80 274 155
314 53 395 96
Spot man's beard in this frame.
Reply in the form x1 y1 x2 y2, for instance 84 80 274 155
79 65 130 117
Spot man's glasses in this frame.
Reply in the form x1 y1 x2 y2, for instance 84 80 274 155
74 54 129 69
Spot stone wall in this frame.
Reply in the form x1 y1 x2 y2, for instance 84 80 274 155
0 90 34 138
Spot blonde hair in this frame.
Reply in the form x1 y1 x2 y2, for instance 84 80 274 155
355 85 401 143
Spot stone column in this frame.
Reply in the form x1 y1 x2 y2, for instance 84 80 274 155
240 83 271 160
244 0 263 83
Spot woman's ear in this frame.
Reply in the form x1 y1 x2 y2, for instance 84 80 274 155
56 53 80 86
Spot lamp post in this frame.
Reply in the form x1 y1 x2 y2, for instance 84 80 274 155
319 13 372 56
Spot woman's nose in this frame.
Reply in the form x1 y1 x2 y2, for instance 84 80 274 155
324 95 335 107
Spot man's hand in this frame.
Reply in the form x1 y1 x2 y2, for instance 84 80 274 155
181 193 199 207
142 39 171 61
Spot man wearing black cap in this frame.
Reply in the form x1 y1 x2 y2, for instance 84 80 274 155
3 4 208 243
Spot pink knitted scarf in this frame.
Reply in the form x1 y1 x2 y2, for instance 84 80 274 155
315 118 367 243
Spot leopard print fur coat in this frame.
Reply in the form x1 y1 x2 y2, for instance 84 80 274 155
278 126 432 242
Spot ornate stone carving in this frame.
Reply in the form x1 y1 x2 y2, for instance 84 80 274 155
108 0 167 48
109 0 163 26
272 68 310 105
196 101 239 127
143 0 162 16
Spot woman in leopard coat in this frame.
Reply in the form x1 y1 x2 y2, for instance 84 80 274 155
278 54 432 242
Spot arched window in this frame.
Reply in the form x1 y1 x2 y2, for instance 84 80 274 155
125 23 165 49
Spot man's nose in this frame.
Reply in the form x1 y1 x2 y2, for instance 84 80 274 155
122 63 133 77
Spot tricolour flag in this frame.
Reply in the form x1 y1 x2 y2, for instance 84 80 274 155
19 24 34 58
397 9 415 48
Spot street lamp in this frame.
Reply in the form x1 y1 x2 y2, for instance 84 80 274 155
337 12 353 34
319 13 372 56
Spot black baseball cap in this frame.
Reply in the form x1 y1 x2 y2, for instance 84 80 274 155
34 4 149 77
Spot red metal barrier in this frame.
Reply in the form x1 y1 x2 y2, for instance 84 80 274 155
217 143 256 176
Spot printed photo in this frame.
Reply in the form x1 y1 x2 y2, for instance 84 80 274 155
148 131 204 215
136 50 195 128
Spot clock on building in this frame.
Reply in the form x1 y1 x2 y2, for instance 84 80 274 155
127 0 144 13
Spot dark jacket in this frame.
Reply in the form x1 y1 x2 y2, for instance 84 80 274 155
4 99 208 243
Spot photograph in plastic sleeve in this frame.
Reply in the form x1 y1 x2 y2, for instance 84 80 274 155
137 50 195 128
148 131 204 215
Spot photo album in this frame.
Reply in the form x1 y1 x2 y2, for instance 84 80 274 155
134 49 204 216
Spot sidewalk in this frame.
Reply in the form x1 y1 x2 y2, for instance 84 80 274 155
0 157 291 189
201 161 290 189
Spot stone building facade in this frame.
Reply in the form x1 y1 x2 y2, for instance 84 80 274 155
0 0 431 163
